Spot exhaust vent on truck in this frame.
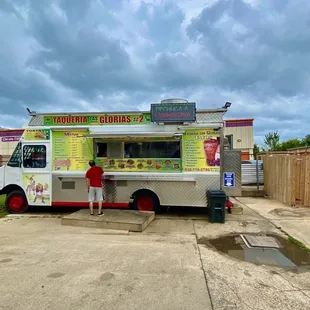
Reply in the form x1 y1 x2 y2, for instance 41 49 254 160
160 98 189 104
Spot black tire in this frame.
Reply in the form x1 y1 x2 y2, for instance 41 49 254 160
5 190 29 214
132 190 160 212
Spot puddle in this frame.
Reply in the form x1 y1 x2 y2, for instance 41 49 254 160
198 234 310 268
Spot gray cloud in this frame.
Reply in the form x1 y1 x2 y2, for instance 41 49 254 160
187 0 310 97
0 0 309 144
27 2 142 96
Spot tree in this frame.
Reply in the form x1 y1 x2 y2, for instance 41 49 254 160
302 134 310 146
253 143 260 158
264 131 280 151
278 138 302 151
259 132 309 153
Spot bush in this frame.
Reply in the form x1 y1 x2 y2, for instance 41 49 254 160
0 195 8 218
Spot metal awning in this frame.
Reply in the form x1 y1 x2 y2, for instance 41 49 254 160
86 125 183 138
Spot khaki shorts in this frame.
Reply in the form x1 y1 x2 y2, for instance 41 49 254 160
88 187 104 202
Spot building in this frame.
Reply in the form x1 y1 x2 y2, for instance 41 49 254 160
0 129 24 166
224 119 254 160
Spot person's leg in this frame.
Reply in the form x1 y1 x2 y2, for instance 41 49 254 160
88 187 95 215
96 188 104 215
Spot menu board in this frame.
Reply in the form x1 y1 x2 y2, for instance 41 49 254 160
182 129 220 173
52 131 93 171
95 158 182 172
24 129 50 141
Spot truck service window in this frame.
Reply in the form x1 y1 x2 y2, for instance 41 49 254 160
23 145 47 168
124 141 180 158
7 142 22 167
96 142 107 157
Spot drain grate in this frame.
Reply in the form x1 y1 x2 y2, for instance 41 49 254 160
241 235 281 248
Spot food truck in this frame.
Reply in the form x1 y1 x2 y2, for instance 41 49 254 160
0 99 229 213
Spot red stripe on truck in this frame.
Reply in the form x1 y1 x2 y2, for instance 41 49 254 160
51 201 129 208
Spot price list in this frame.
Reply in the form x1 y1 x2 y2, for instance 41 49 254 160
52 131 93 171
182 136 201 168
182 129 220 173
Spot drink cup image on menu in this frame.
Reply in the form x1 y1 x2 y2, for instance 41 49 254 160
203 138 220 166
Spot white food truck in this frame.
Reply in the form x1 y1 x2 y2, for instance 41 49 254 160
0 99 230 213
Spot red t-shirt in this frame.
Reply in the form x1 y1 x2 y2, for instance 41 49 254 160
85 166 104 187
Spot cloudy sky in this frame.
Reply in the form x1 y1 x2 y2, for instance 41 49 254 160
0 0 309 145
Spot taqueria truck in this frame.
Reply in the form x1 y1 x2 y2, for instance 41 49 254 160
0 99 230 213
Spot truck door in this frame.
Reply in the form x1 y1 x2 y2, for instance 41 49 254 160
21 141 51 206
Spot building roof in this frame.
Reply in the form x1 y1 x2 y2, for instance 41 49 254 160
0 129 24 133
225 118 254 122
0 129 24 137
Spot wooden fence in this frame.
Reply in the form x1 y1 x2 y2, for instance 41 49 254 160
262 149 310 207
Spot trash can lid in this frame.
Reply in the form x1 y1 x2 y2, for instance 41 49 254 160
207 190 227 197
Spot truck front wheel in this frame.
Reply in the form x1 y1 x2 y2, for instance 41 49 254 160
5 191 29 214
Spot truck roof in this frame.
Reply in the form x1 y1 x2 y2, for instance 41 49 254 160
27 108 227 127
27 108 227 116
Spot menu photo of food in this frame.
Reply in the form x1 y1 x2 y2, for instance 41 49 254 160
137 162 144 170
155 160 162 170
53 158 71 171
146 159 153 168
102 158 182 172
126 159 136 168
34 131 48 139
173 162 180 170
164 160 172 167
104 159 116 168
117 160 126 169
163 159 180 170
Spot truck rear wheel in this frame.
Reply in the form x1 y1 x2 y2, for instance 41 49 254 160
133 190 159 212
5 190 29 214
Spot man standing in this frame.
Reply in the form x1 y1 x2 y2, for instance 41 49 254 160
85 160 104 216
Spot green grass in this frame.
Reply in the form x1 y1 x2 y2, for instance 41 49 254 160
0 195 8 218
288 236 310 253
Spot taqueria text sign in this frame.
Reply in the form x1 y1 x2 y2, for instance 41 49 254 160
151 102 196 123
43 113 151 126
182 129 220 173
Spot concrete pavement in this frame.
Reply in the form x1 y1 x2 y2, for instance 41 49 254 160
193 201 310 310
0 217 212 310
0 198 310 310
235 197 310 248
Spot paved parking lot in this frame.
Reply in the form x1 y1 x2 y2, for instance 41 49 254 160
0 199 310 310
0 216 212 310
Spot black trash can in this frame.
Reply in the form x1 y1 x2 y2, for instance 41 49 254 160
207 190 227 223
